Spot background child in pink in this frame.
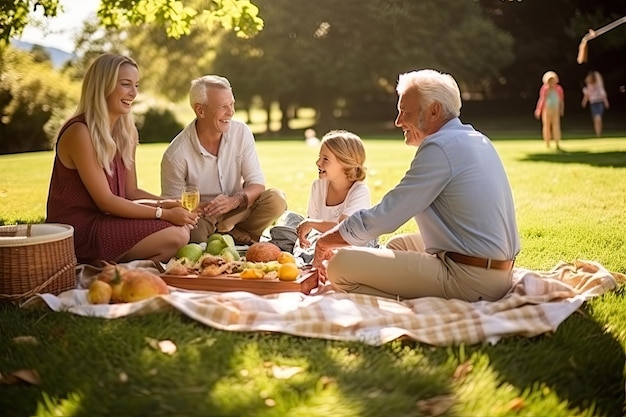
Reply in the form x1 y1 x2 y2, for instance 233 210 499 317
534 71 565 150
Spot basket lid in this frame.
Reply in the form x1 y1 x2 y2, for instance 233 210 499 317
0 223 74 247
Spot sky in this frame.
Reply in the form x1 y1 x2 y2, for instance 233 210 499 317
18 0 100 53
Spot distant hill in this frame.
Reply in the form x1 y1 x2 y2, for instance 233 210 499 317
9 39 75 69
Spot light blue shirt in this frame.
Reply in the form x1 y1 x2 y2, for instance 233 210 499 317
339 118 520 260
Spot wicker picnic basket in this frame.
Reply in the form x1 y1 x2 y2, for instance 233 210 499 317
0 223 77 302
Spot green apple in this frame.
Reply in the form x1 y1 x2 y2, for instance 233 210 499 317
207 233 225 244
220 246 240 262
206 239 227 256
175 243 203 262
222 234 236 248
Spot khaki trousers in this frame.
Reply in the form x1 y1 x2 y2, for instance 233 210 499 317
190 188 287 243
327 233 513 301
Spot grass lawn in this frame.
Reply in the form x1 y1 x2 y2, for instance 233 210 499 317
1 136 625 416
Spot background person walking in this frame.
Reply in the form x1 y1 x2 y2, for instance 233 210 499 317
534 71 564 150
581 70 610 137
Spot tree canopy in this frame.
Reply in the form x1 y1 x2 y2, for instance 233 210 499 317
211 0 515 132
0 0 263 45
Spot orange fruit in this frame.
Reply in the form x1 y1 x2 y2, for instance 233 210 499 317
278 263 300 281
240 268 264 279
277 251 297 265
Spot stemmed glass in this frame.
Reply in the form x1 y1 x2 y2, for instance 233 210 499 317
181 185 200 212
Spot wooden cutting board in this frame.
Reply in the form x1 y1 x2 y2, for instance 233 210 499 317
161 268 318 295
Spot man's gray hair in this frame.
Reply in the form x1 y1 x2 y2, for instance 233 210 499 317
397 69 462 119
189 75 231 108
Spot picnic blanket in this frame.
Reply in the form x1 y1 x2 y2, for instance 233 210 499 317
21 259 621 346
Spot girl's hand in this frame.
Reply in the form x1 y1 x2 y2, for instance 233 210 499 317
296 221 313 248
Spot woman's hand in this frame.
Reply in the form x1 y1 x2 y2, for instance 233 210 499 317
161 199 183 210
164 206 199 228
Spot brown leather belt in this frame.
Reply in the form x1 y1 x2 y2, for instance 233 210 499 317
446 252 514 271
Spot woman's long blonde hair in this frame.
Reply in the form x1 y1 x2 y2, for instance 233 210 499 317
74 54 138 175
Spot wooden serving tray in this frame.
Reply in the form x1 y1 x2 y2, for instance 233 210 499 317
161 268 318 295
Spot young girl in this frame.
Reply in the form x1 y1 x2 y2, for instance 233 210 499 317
296 129 370 247
581 70 610 137
534 71 565 150
46 53 197 265
268 130 374 262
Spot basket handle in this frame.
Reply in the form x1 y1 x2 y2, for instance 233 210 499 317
0 262 76 302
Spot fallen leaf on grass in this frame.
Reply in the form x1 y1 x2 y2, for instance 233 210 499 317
157 340 177 355
317 375 334 390
452 361 473 382
416 394 455 416
145 337 177 355
505 397 525 412
11 336 39 346
0 369 41 385
271 365 303 379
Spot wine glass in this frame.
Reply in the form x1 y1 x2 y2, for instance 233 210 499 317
181 185 200 212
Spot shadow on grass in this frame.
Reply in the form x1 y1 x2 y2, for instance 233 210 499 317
521 150 626 168
423 311 626 417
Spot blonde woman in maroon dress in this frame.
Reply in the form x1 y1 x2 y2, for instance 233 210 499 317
46 54 197 265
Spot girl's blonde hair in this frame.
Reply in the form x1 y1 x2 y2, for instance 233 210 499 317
321 130 367 182
74 53 138 175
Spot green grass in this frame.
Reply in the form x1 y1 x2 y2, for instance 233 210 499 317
1 137 626 416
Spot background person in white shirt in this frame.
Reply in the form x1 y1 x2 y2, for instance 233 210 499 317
160 75 286 245
312 69 520 302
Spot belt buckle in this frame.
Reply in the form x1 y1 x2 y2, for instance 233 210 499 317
486 258 492 269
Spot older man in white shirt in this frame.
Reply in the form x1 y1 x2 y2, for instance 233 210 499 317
161 75 286 245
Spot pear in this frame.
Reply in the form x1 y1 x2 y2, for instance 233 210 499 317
97 263 127 303
87 280 112 304
121 269 169 303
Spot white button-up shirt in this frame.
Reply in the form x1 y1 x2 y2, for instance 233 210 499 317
160 119 265 202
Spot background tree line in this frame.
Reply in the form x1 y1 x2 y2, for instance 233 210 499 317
1 0 625 154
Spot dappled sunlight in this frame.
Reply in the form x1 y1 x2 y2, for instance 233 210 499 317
35 391 84 416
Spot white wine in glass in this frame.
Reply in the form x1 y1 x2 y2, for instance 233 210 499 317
181 185 200 212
